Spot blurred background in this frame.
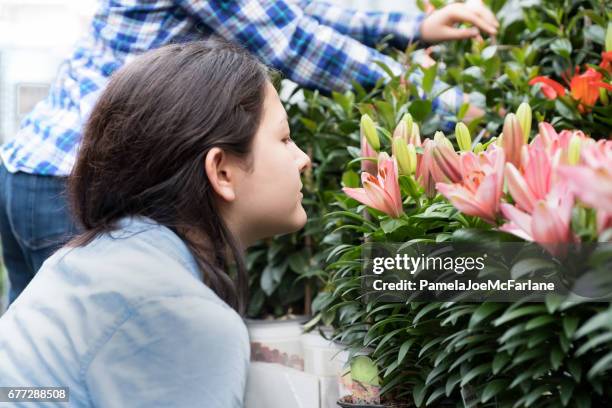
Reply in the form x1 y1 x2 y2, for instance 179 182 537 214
0 0 412 144
0 0 415 313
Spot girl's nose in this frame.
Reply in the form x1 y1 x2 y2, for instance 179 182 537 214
297 147 311 173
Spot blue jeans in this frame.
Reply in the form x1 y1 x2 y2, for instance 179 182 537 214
0 163 79 304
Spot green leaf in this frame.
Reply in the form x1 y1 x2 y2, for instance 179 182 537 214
575 308 612 338
260 263 287 295
481 379 508 403
545 293 564 313
445 372 461 397
413 381 426 406
563 315 580 338
341 170 360 188
460 362 490 386
576 332 612 356
550 345 564 370
469 302 504 329
550 38 572 59
398 338 415 365
425 386 446 406
422 64 437 95
492 352 511 374
457 102 470 121
510 258 556 279
588 351 612 379
481 45 497 60
568 359 582 382
524 384 550 407
408 99 432 122
555 99 580 121
493 305 547 326
525 315 556 330
560 380 574 406
381 218 406 234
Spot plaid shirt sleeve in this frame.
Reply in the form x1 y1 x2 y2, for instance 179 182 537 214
298 0 426 49
178 0 462 131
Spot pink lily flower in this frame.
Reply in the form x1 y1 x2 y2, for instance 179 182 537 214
500 182 575 257
431 133 463 183
435 147 505 224
343 155 404 218
361 133 378 175
557 140 612 234
416 139 437 198
501 113 524 168
506 145 555 213
531 123 588 166
597 211 612 235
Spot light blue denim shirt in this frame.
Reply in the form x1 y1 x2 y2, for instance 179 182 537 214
0 216 249 407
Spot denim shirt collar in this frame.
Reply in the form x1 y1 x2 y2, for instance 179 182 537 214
113 215 202 282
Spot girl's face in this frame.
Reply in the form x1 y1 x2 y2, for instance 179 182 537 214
212 82 311 247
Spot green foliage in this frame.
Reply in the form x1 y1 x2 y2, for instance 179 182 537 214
246 2 612 406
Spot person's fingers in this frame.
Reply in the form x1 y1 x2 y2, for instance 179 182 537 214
448 5 498 36
443 3 497 35
473 5 499 30
440 26 480 41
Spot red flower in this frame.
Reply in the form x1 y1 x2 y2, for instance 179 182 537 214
600 51 612 73
570 67 612 112
528 76 566 100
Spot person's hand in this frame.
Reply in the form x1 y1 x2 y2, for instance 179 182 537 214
420 0 499 43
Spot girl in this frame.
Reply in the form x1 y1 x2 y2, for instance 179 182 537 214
0 39 310 407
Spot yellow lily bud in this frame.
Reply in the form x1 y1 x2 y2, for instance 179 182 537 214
568 133 582 165
403 113 414 140
455 122 472 152
361 114 380 151
606 22 612 52
393 138 417 175
515 102 532 143
410 123 421 146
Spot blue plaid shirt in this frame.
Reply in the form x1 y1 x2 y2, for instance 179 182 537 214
1 0 462 177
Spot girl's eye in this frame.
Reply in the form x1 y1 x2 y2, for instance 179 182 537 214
283 136 293 144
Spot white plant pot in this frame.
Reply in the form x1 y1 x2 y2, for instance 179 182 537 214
246 316 308 371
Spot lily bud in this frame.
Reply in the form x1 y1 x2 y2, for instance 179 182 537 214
410 123 421 146
455 122 472 152
606 22 612 52
515 102 532 143
392 119 408 143
361 114 380 151
393 113 415 143
403 113 414 139
474 142 484 153
567 133 582 165
432 133 462 183
434 131 454 150
393 137 417 175
502 113 524 167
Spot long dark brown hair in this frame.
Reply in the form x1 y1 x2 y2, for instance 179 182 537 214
69 38 270 314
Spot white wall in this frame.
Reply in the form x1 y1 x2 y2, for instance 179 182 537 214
0 0 96 142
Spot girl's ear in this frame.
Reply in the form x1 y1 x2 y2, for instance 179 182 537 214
205 147 236 202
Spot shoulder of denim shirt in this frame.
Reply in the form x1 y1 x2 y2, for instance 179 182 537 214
44 215 231 311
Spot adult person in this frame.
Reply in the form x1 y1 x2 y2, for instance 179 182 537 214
0 39 311 407
0 0 498 304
